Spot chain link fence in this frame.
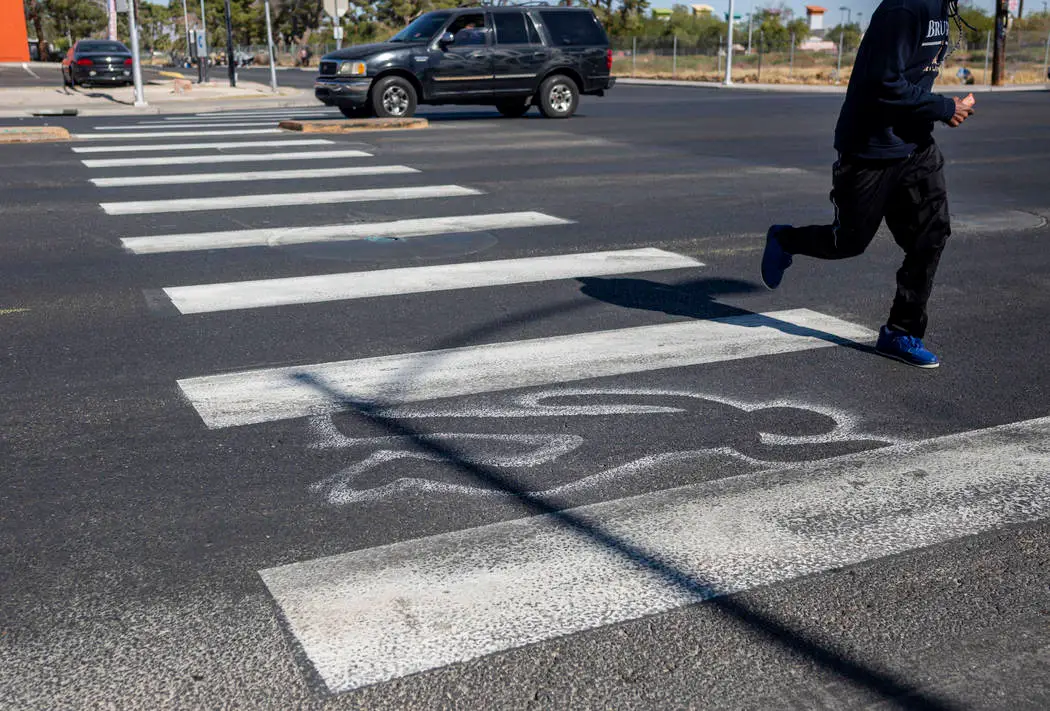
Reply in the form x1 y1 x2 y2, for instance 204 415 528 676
613 29 1050 85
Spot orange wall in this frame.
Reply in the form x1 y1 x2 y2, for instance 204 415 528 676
0 0 31 62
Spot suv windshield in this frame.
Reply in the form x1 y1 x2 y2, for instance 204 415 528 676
78 41 129 53
390 12 451 42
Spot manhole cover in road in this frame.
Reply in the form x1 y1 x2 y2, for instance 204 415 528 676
951 209 1046 233
282 231 499 264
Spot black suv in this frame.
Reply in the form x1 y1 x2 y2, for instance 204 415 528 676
314 4 614 119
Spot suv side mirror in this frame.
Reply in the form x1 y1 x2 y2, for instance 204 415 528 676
438 32 455 48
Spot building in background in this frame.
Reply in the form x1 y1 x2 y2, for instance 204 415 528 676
1 0 31 62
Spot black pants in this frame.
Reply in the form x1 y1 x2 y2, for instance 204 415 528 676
776 142 951 339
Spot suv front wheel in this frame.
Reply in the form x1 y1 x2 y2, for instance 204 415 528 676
538 75 579 119
371 76 418 119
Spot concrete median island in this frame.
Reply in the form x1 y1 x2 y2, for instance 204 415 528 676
278 117 429 133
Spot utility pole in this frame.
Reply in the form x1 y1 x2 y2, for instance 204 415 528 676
725 0 735 85
108 0 117 40
127 0 147 106
264 0 278 92
992 0 1008 85
746 13 753 55
181 0 190 63
224 0 236 87
199 0 209 82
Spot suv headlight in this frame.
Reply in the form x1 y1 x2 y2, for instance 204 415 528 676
337 61 367 76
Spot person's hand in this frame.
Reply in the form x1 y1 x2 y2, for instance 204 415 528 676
947 94 975 127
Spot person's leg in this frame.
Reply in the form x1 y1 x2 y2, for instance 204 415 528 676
776 155 901 259
882 143 951 339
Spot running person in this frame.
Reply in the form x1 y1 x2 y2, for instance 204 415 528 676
761 0 976 368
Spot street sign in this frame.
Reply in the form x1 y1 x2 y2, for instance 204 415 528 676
115 0 128 12
196 32 207 55
323 0 349 19
1008 0 1019 13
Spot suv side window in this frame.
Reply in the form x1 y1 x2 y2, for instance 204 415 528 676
493 12 534 45
538 11 607 46
447 13 489 46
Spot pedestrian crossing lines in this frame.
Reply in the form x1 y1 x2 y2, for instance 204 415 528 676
74 110 899 695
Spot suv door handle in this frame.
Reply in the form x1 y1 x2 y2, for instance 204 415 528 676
469 51 485 59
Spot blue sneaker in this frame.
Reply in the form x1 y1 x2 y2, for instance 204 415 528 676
875 326 940 368
761 225 793 290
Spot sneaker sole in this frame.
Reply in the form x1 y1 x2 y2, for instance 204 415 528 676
874 347 940 369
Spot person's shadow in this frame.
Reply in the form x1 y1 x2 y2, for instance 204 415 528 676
577 276 873 353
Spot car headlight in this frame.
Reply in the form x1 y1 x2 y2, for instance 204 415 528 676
337 61 366 76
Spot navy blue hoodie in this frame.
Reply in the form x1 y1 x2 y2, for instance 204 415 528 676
834 0 957 160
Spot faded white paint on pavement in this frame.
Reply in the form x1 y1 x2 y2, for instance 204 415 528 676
164 248 701 313
81 149 371 168
72 139 333 154
177 309 874 428
91 165 418 188
259 414 1050 693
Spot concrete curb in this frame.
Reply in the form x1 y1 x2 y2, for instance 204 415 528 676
0 126 70 143
616 77 1049 94
278 117 429 133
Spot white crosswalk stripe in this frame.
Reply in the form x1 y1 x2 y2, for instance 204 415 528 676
73 128 284 139
94 122 281 130
164 248 701 314
90 165 418 187
121 211 572 254
81 149 371 168
176 309 875 429
100 185 482 215
73 139 334 153
260 414 1050 693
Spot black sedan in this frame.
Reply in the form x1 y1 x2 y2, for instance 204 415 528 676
62 40 134 88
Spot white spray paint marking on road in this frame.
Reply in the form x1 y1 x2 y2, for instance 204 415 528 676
91 165 418 188
72 128 283 139
72 139 334 154
100 185 480 215
81 149 371 168
307 388 901 504
260 413 1050 693
177 309 875 429
121 212 571 254
164 249 702 313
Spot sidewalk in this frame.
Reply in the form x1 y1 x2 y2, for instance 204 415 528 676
0 78 316 117
617 77 1049 94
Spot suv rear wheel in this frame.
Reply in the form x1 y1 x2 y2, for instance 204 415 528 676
538 75 579 119
371 76 417 119
496 98 531 118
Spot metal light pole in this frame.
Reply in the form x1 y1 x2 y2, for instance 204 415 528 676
108 0 117 40
836 6 851 80
223 0 236 87
127 0 147 106
199 0 208 82
334 0 342 50
984 28 992 84
746 12 753 55
264 0 278 92
181 0 190 61
857 12 863 32
725 0 735 84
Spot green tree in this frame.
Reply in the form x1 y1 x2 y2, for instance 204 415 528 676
825 23 861 51
45 0 107 42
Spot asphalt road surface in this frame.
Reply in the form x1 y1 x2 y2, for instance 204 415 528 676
2 86 1049 710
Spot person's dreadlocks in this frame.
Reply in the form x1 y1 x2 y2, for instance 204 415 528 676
945 0 980 56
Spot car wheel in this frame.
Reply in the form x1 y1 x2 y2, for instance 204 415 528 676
339 104 373 119
538 74 579 119
495 99 530 118
370 76 417 119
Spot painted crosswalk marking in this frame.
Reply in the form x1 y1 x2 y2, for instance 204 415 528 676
177 309 875 429
72 129 284 139
100 185 481 215
94 122 281 130
164 248 701 314
90 165 418 188
121 211 572 254
259 414 1050 693
81 149 371 168
72 139 334 154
